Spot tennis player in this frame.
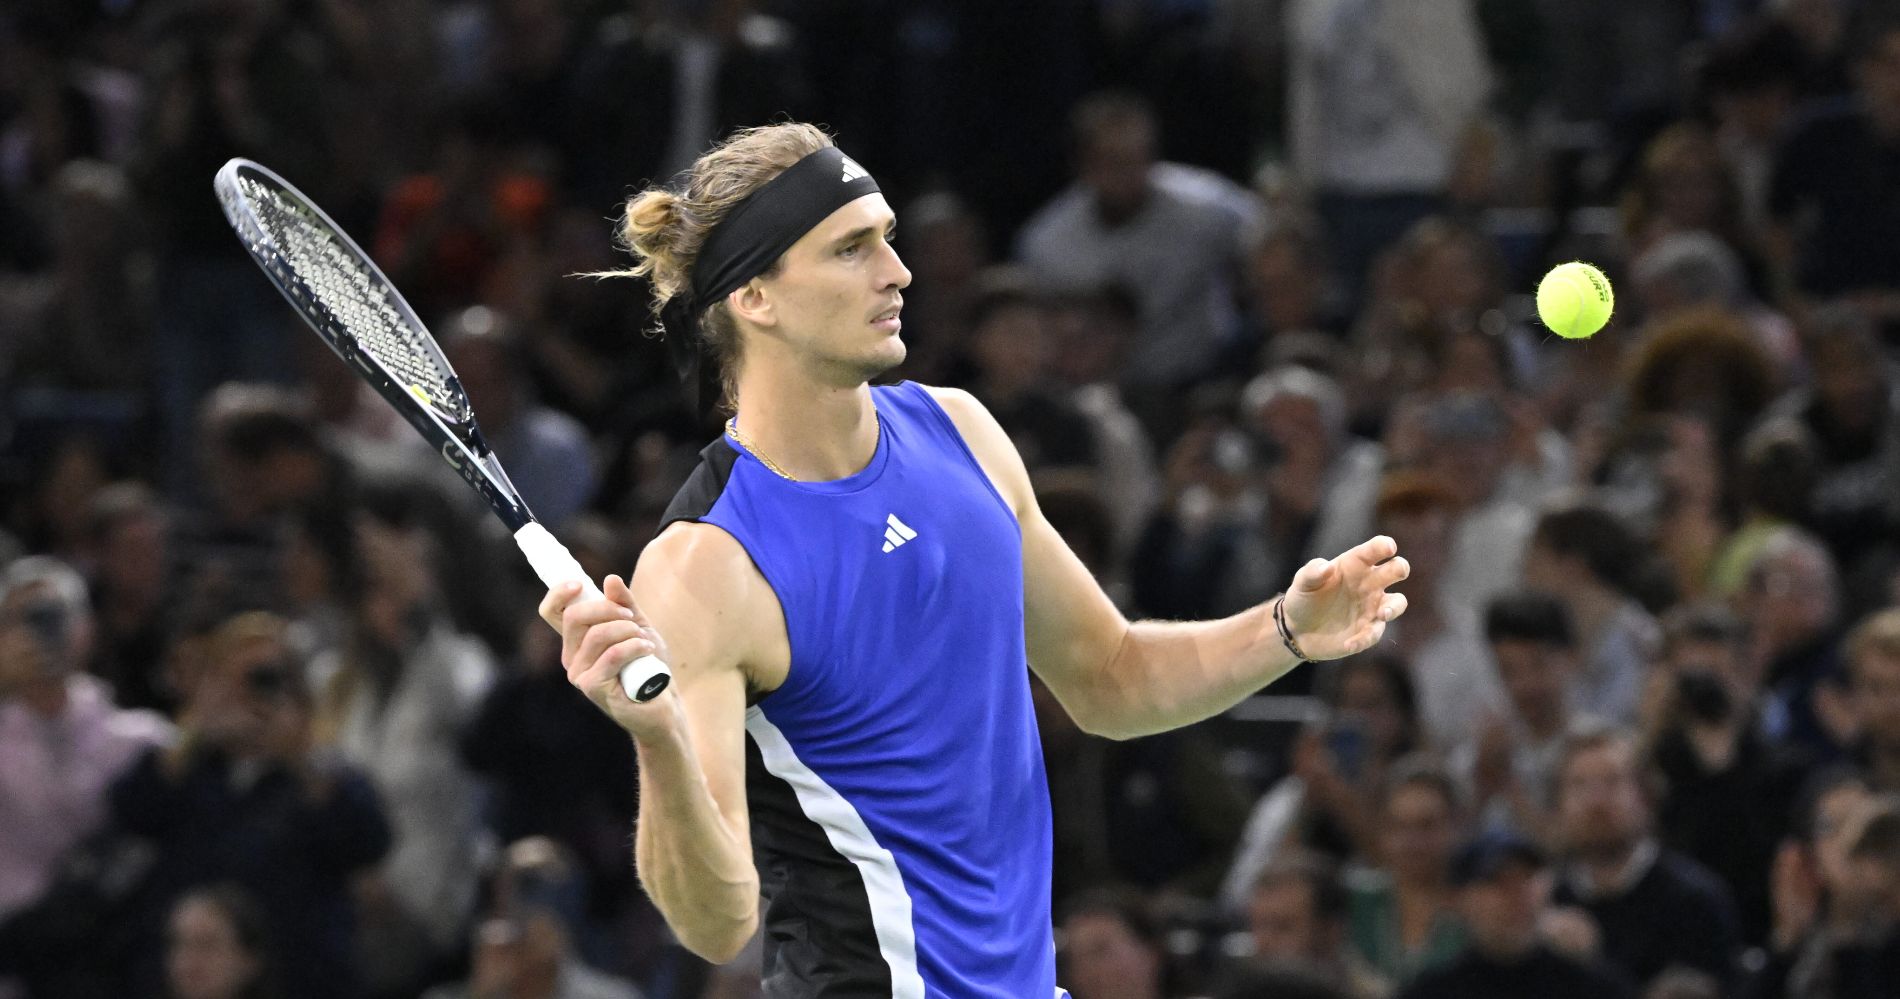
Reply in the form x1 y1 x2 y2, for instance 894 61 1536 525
540 124 1409 998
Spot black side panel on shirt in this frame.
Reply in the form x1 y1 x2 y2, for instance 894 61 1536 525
660 438 741 531
744 735 893 998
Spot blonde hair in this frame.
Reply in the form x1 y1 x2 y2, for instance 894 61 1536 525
603 123 834 410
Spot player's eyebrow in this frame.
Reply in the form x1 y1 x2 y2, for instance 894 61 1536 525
830 219 897 250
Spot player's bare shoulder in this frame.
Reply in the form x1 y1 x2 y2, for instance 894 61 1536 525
918 384 1033 515
632 521 792 695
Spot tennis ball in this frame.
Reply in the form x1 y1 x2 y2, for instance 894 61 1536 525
1536 261 1614 339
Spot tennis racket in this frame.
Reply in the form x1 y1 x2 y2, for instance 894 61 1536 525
214 158 671 702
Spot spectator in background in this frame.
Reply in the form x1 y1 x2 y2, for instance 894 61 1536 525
1775 0 1854 99
422 838 644 999
1701 18 1807 233
891 192 991 387
311 506 495 997
1291 652 1423 862
1243 220 1346 355
1134 417 1280 621
1751 768 1876 999
1348 220 1524 441
1399 828 1633 999
1645 603 1811 944
1223 652 1422 924
1344 761 1466 988
0 159 154 396
190 385 350 606
1369 471 1505 751
1411 392 1539 631
1056 889 1170 999
1284 0 1492 302
108 611 389 999
1843 610 1900 793
1769 16 1900 312
1551 726 1741 989
165 885 281 999
83 482 180 713
1242 366 1384 579
1745 528 1850 760
1017 92 1261 442
0 556 171 921
1762 306 1900 609
1619 123 1765 285
1699 420 1820 602
960 268 1099 472
1620 307 1778 458
1460 591 1586 843
1523 503 1661 727
1045 285 1161 559
1627 232 1800 377
461 614 638 938
440 307 597 530
1803 797 1900 999
1243 853 1388 998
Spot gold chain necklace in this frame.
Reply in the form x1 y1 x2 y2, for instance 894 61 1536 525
726 411 880 482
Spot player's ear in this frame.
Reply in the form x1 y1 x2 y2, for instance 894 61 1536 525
728 281 776 328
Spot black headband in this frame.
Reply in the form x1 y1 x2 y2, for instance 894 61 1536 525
660 146 881 408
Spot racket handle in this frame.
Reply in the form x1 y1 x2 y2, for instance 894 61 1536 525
514 523 673 702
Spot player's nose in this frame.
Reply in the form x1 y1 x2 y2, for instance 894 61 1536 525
875 238 912 290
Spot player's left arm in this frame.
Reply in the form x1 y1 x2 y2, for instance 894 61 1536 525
927 386 1409 740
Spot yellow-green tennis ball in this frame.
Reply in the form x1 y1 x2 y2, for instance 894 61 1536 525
1537 262 1614 339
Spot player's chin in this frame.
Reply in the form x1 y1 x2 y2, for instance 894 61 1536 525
858 332 907 375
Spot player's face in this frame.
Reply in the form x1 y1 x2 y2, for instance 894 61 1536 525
758 193 911 382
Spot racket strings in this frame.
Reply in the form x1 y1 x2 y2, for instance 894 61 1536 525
241 176 462 416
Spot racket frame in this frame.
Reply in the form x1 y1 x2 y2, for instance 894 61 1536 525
214 158 535 532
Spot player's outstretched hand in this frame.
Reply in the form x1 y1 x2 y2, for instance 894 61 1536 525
539 574 681 740
1278 535 1410 661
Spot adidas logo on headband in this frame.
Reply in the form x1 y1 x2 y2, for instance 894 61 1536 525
841 155 870 183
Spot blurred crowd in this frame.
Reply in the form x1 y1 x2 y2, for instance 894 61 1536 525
5 1 1900 998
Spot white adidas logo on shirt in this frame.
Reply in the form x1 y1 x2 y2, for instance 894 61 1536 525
841 154 870 183
881 513 917 553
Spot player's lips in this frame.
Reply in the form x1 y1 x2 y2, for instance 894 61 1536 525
871 301 903 330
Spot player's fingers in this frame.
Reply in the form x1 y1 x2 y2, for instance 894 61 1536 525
1291 557 1334 592
603 574 650 625
578 635 659 695
538 581 583 630
567 619 645 678
1378 592 1409 623
1345 534 1398 568
1353 619 1389 653
560 596 637 660
1368 556 1410 592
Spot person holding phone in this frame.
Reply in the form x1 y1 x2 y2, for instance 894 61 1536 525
1291 652 1423 860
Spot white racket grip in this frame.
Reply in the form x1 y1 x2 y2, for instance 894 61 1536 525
514 522 672 702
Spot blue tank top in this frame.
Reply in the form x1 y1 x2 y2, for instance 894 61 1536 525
660 382 1059 998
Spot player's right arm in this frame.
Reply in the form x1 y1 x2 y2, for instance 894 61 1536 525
540 522 782 964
